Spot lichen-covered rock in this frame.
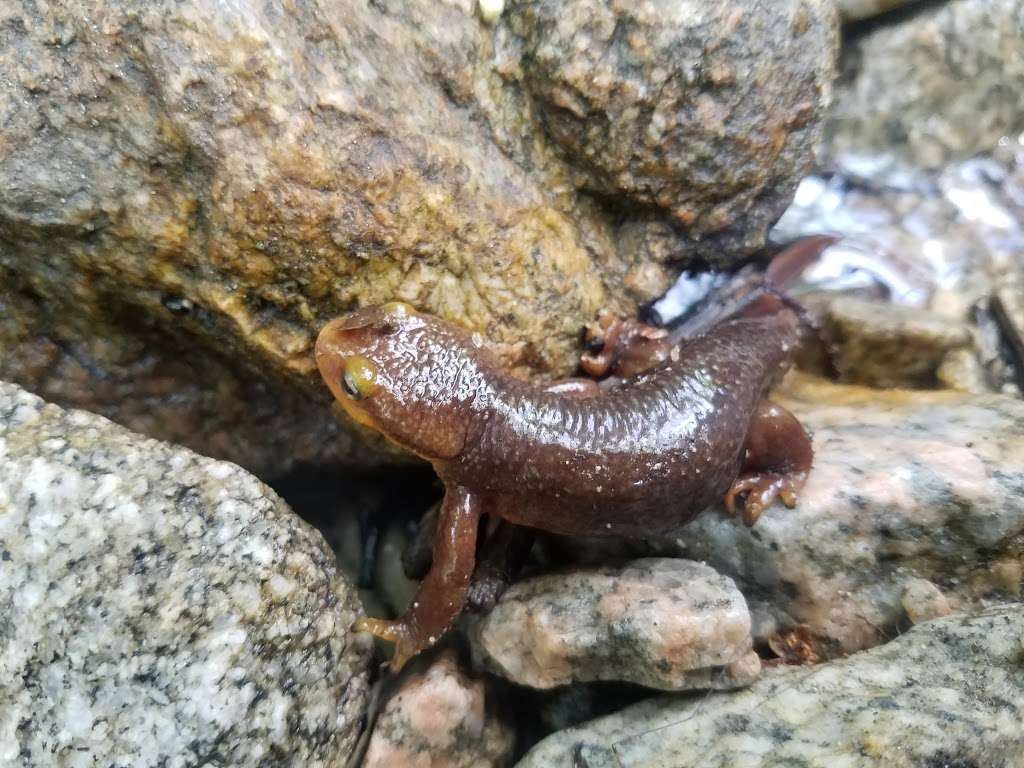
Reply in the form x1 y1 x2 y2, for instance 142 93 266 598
472 558 760 691
823 296 974 388
826 0 1024 174
0 0 836 474
517 607 1024 768
0 381 371 766
511 0 839 263
675 374 1024 654
364 650 514 768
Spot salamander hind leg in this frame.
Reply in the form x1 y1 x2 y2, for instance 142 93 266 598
354 486 481 671
725 400 813 527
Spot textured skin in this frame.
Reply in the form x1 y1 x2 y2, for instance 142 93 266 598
315 304 810 667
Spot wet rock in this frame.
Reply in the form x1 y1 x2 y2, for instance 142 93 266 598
364 650 514 768
823 296 974 388
826 0 1024 174
834 0 916 23
775 136 1024 396
518 606 1024 767
472 558 760 691
0 0 837 473
0 381 371 766
676 374 1024 654
513 0 839 264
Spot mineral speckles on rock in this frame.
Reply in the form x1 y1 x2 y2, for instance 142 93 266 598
677 374 1024 653
364 650 515 768
517 607 1024 768
512 0 840 263
472 558 759 691
0 381 371 767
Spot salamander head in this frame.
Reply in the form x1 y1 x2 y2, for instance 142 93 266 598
315 302 483 460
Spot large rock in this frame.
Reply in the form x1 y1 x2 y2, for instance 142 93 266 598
511 0 839 263
364 650 515 768
675 374 1024 654
0 381 371 766
517 607 1024 767
472 558 760 691
0 0 838 474
826 0 1024 175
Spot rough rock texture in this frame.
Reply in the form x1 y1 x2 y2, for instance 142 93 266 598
364 650 514 768
0 0 838 474
826 0 1024 174
472 558 760 691
0 381 371 766
675 374 1024 654
514 0 839 263
517 607 1024 768
834 0 915 22
823 296 974 388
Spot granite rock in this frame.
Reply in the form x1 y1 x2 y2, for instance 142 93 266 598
823 296 974 388
0 0 837 473
0 381 371 766
364 650 514 768
675 374 1024 654
826 0 1024 174
513 0 839 263
472 558 760 691
517 607 1024 767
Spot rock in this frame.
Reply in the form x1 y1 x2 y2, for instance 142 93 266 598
675 373 1024 654
512 0 839 263
826 0 1024 175
0 381 371 766
0 0 837 474
517 606 1024 768
364 650 514 768
472 558 760 691
834 0 915 23
823 296 974 388
900 578 952 625
775 136 1024 396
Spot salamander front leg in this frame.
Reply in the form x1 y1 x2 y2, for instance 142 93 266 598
725 400 813 526
354 486 482 671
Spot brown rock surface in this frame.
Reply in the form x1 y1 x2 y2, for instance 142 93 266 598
0 0 837 474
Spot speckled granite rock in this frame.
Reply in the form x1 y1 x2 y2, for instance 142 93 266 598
834 0 915 22
472 558 760 691
512 0 839 263
0 0 837 473
0 381 371 766
823 296 974 388
364 650 514 768
675 374 1024 653
517 607 1024 768
826 0 1024 174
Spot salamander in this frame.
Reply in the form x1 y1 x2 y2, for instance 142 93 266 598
316 296 813 669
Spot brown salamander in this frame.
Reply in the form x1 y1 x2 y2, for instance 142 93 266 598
316 298 813 669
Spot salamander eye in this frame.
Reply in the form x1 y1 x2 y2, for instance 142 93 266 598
341 356 379 401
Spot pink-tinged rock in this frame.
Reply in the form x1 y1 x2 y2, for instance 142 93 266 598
364 651 514 768
472 558 759 691
675 374 1024 654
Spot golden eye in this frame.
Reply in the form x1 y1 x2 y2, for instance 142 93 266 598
341 356 379 401
381 301 416 317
